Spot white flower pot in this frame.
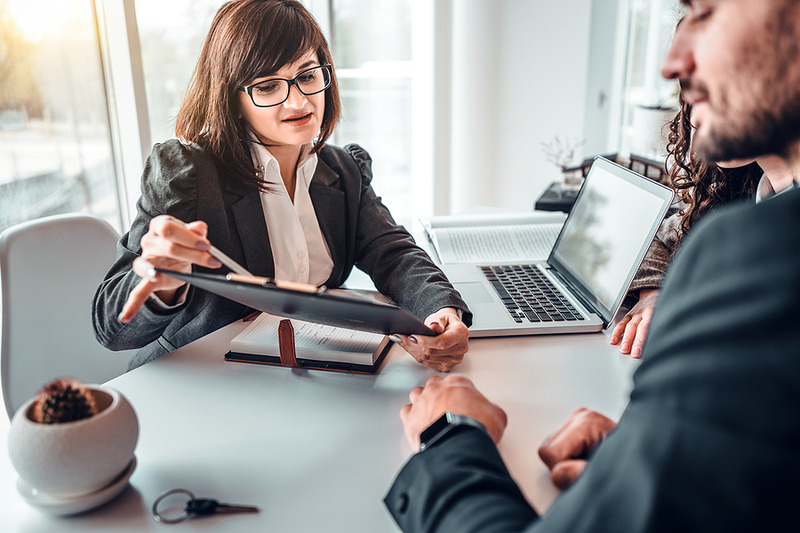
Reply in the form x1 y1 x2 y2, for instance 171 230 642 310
7 386 139 498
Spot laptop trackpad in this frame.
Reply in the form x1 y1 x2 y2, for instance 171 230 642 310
454 282 494 304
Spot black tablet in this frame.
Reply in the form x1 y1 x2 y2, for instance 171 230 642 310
155 268 436 336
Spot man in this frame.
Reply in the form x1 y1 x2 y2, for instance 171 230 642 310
384 1 800 531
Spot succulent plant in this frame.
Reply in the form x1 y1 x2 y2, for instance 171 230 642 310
31 378 98 424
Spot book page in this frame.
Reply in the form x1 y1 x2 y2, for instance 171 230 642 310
422 211 567 264
230 313 387 364
421 211 566 230
430 223 564 263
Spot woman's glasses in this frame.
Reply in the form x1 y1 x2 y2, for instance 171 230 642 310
239 65 332 108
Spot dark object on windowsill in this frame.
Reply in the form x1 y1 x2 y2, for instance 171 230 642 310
535 153 668 213
534 182 580 213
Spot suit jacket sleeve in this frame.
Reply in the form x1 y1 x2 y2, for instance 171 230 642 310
344 144 472 325
92 140 251 368
386 190 800 532
92 141 201 350
385 428 538 532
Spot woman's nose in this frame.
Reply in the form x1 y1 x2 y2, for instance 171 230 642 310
283 84 308 109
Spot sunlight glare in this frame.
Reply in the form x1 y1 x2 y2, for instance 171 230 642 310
7 0 75 40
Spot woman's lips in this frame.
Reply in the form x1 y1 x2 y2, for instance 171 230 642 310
283 113 313 126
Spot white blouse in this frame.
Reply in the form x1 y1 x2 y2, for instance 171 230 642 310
149 141 336 310
250 141 334 287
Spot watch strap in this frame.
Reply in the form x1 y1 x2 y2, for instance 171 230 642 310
419 411 487 452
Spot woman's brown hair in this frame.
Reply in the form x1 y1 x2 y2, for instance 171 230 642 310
175 0 341 191
665 94 762 235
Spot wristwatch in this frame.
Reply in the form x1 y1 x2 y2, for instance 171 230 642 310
418 411 487 452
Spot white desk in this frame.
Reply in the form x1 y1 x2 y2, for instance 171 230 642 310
0 323 639 532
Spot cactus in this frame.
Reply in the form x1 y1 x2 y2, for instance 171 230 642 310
31 378 98 424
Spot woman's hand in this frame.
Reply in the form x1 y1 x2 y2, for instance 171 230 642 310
394 308 469 372
609 289 659 358
118 216 223 323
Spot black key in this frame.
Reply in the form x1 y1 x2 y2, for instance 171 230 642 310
186 498 259 516
186 499 220 516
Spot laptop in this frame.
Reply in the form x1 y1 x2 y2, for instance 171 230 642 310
442 156 674 337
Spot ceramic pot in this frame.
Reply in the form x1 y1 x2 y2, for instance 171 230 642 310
7 386 139 497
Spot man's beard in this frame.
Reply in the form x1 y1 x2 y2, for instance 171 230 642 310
694 103 800 163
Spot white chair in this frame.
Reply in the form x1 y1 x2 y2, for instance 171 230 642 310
0 213 134 419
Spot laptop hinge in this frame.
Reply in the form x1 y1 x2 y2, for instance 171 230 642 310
548 267 608 328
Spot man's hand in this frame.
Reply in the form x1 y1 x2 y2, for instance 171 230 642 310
394 308 469 372
538 408 617 490
400 375 507 452
610 289 659 358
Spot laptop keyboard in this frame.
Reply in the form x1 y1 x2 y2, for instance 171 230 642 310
481 265 585 323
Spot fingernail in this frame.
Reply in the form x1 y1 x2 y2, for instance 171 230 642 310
196 240 210 251
209 258 222 268
146 267 157 282
388 334 402 343
117 311 128 324
409 336 418 344
632 346 641 356
621 343 630 353
609 336 617 344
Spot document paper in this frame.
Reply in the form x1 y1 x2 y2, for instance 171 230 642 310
422 211 567 264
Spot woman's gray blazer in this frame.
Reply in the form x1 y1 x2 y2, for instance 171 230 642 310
93 140 471 370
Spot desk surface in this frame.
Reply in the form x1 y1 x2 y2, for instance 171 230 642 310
0 322 638 532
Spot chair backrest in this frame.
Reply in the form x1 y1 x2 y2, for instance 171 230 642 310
0 213 134 418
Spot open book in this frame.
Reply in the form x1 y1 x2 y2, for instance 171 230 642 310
225 312 392 374
421 211 567 264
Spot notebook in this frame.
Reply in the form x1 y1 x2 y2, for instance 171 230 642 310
442 156 674 337
421 211 567 264
226 312 391 374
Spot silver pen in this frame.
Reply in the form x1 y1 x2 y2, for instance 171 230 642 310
208 244 253 277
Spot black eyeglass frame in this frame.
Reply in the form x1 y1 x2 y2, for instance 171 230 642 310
239 65 333 108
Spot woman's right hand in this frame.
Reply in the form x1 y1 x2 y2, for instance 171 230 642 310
118 216 223 323
609 289 659 358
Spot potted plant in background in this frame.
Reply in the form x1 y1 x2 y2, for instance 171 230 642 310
7 378 139 515
541 135 586 192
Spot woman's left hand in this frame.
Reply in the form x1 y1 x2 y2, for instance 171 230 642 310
609 289 659 358
394 308 469 372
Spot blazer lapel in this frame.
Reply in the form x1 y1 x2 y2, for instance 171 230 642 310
310 157 346 283
227 180 275 278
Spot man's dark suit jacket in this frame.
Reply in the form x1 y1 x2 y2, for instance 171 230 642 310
93 140 470 370
385 188 800 532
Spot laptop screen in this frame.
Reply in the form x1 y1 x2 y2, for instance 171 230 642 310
548 157 674 323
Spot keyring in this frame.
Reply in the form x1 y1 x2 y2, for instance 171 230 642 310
152 488 195 524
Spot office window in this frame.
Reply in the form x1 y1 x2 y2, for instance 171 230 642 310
329 0 415 227
134 0 224 145
618 0 681 159
0 0 122 233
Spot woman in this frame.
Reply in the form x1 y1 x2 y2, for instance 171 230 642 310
611 95 796 357
93 0 470 372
